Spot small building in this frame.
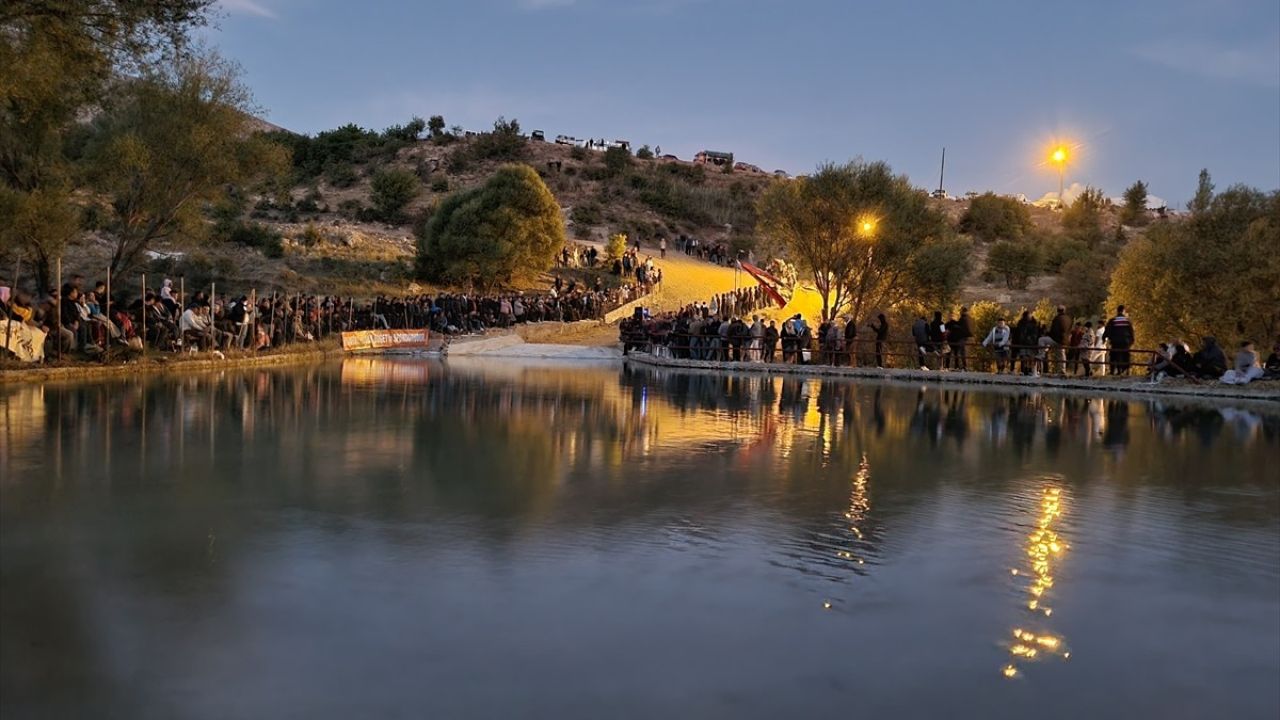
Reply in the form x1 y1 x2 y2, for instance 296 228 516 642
694 150 734 167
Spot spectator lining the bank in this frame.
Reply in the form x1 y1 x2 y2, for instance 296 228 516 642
982 318 1013 373
1221 341 1264 385
1102 306 1134 375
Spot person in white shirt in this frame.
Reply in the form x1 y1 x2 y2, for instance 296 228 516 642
180 305 229 350
981 318 1013 373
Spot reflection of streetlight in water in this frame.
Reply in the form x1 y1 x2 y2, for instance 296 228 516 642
1003 484 1071 679
842 455 871 561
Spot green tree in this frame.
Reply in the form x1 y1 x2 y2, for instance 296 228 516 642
958 192 1032 241
1110 182 1280 347
383 116 425 142
604 145 632 176
1 0 217 289
370 167 420 221
83 50 290 273
1189 168 1214 215
1054 256 1111 318
428 115 446 138
635 145 654 160
1061 186 1107 246
1120 180 1149 226
986 239 1041 289
416 164 564 289
757 160 953 322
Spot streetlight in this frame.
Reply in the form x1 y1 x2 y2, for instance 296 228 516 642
1049 145 1069 208
857 215 878 238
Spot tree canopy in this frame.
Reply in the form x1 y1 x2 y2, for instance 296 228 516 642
757 160 957 322
1120 180 1149 226
958 192 1032 242
1 0 219 289
370 167 420 222
416 164 564 289
81 51 289 274
1109 179 1279 347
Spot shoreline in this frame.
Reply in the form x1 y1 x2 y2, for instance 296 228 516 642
623 351 1280 406
0 342 344 384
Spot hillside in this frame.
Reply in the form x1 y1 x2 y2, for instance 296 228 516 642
52 127 1137 318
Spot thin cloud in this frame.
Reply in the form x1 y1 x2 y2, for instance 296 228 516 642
219 0 277 19
1132 34 1280 88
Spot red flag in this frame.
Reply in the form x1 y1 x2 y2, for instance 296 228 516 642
739 261 788 308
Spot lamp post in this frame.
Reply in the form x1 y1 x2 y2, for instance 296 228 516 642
1050 146 1068 208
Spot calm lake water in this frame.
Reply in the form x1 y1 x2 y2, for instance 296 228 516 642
2 358 1278 719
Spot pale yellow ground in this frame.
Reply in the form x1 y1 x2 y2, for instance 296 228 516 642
542 247 827 346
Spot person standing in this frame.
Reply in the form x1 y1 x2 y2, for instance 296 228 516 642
911 315 930 369
659 237 667 259
928 311 947 370
950 306 973 371
981 318 1013 373
1049 305 1072 375
1102 305 1134 375
868 313 890 368
844 315 859 367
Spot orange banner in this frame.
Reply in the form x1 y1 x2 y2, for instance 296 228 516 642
340 328 430 352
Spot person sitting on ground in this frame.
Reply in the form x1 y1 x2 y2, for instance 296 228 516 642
1191 336 1228 379
1221 341 1265 385
1147 343 1173 381
981 318 1013 373
180 304 230 351
1264 342 1280 379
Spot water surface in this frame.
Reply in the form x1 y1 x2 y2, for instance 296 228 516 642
2 358 1278 719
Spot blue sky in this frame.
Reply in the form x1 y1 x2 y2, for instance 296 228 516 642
210 0 1279 206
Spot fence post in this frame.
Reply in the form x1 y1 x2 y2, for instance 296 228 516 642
104 266 111 363
140 273 146 359
55 257 62 362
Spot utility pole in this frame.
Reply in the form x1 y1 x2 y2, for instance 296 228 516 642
937 147 946 197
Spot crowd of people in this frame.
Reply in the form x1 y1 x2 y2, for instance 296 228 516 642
621 298 1280 386
0 271 651 363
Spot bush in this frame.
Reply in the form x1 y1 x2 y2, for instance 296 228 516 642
605 233 627 262
986 239 1041 289
570 201 603 226
296 189 324 214
635 145 654 160
337 199 363 218
226 221 284 258
370 167 420 221
570 146 588 161
430 177 449 193
1055 257 1110 318
1039 234 1090 272
1061 186 1107 246
604 145 632 176
660 162 706 185
469 116 526 162
325 162 359 188
959 192 1032 242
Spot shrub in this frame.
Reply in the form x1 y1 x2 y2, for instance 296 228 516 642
570 146 588 161
570 201 603 226
605 233 627 262
469 116 527 161
604 145 632 176
325 162 358 188
226 221 284 258
337 199 363 218
986 239 1041 289
660 162 706 185
1061 186 1107 246
430 177 449 193
959 192 1032 241
635 145 654 160
1039 234 1090 272
370 167 421 221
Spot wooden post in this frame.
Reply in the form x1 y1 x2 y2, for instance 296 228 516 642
269 291 277 346
210 282 216 347
251 288 258 351
56 257 62 362
4 255 17 355
140 273 146 358
104 266 111 363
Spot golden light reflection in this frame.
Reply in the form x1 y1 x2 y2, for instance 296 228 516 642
1003 483 1071 678
843 454 872 564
